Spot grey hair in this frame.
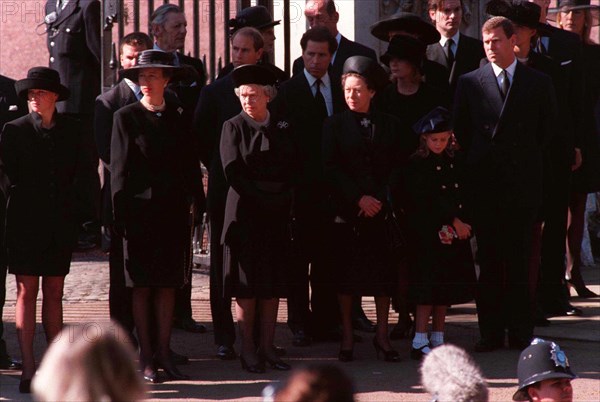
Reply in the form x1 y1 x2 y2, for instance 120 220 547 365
150 4 182 28
234 84 277 100
420 344 489 402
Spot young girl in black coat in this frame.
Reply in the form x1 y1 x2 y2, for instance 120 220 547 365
404 107 476 360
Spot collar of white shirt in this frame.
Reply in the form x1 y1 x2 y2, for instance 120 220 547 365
303 70 332 95
491 58 517 80
124 78 142 99
439 31 460 49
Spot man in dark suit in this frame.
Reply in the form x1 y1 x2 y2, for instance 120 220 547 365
453 16 557 351
151 4 207 333
45 0 102 249
0 73 26 370
194 27 265 360
94 32 153 345
529 0 584 318
273 27 345 345
426 0 485 96
292 0 377 77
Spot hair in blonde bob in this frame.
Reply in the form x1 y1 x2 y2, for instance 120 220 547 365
32 321 145 402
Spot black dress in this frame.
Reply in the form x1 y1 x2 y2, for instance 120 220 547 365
220 111 296 299
0 112 93 276
322 109 404 296
376 82 449 157
111 101 203 288
404 151 475 305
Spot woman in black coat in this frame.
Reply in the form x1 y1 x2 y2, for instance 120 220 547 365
111 51 204 382
0 67 94 393
323 56 403 363
220 65 295 373
554 0 600 297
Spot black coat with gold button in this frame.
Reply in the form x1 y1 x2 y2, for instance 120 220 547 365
404 151 475 305
0 112 95 275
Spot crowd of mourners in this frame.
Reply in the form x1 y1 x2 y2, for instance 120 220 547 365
0 0 598 400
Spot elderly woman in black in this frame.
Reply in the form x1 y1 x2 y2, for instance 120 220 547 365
111 50 204 382
0 67 94 393
220 65 295 373
323 56 404 363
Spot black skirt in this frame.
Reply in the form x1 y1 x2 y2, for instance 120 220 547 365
8 241 72 277
223 213 291 299
332 218 397 297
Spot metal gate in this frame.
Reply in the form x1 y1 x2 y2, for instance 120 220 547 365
100 0 293 89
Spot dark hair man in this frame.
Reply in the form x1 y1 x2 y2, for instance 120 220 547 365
453 16 558 353
425 0 485 95
272 26 345 346
292 0 376 77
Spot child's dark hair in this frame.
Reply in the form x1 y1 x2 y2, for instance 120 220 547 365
411 132 456 159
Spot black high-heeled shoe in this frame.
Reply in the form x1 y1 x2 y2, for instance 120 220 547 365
338 349 354 362
240 356 266 373
155 358 190 381
390 314 414 340
19 379 32 394
568 279 598 298
141 368 160 383
373 338 400 362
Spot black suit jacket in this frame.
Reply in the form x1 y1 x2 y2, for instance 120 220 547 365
272 72 345 214
0 112 94 250
453 62 557 209
426 33 485 95
45 0 101 114
292 35 377 77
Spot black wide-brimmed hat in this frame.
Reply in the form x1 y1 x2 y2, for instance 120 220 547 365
486 0 552 35
231 64 277 87
412 107 452 136
342 56 390 92
548 0 600 25
512 338 577 401
15 67 70 101
370 12 440 45
229 5 280 34
120 50 183 82
380 35 427 68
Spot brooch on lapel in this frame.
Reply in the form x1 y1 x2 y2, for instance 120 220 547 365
177 107 184 115
360 118 371 128
277 120 289 129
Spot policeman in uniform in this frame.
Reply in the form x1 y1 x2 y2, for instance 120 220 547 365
513 338 577 402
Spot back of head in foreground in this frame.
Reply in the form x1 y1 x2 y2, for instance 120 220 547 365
32 321 145 402
272 364 355 402
421 344 489 402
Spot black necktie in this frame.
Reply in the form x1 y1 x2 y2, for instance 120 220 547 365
536 37 547 55
500 70 510 99
445 39 455 68
315 79 328 120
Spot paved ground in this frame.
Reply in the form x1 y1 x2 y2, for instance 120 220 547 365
1 249 599 401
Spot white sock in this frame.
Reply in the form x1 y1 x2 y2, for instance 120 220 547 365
430 331 444 347
412 332 430 349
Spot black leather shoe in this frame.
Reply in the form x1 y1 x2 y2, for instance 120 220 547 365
0 356 22 370
410 344 431 361
352 316 376 333
174 317 207 333
170 349 189 365
262 355 291 371
217 344 237 360
474 338 503 353
544 303 583 317
373 338 400 362
240 356 266 373
292 330 312 347
142 369 160 383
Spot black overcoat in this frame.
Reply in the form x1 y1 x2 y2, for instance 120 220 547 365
404 152 475 305
111 101 204 287
0 112 94 274
220 112 296 298
322 109 403 296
